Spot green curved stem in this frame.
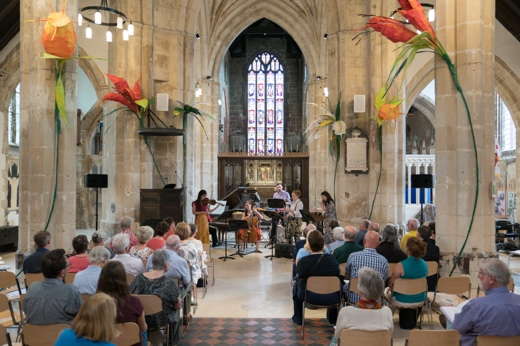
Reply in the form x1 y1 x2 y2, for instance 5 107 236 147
441 54 480 276
369 126 383 219
43 105 61 232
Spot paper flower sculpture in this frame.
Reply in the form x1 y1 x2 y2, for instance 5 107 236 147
103 74 148 117
41 11 77 59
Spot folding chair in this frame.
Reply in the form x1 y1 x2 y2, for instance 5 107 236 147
0 325 12 346
24 273 44 290
114 322 140 346
302 276 342 338
22 323 69 346
133 294 175 344
0 272 22 295
429 276 471 314
202 243 215 292
339 329 392 346
64 272 75 285
476 335 520 346
338 263 346 277
387 278 428 327
389 263 400 277
0 295 15 346
426 261 438 277
406 329 460 346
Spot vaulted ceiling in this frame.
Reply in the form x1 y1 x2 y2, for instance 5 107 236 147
0 0 519 54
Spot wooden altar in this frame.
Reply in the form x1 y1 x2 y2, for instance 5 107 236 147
218 152 309 208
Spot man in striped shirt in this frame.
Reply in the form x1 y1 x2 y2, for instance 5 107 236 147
346 231 389 304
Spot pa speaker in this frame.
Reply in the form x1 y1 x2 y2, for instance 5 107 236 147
411 174 433 189
85 174 108 188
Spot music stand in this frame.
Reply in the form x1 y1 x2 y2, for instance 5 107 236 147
300 209 314 225
264 199 287 260
228 219 249 257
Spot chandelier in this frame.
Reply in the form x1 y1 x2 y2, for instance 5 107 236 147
77 0 134 42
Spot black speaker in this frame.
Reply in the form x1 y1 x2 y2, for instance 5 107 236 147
411 174 433 189
85 174 108 188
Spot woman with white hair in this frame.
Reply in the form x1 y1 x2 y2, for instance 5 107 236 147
73 246 111 294
327 227 345 253
330 267 393 345
130 226 155 266
110 233 144 277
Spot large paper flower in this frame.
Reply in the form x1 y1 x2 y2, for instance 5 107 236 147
367 16 417 43
332 120 347 136
41 11 77 59
103 74 147 115
398 0 435 38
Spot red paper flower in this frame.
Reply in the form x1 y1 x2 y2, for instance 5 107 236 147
398 0 435 38
367 16 417 43
103 74 143 114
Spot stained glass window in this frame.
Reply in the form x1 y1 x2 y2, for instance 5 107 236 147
247 52 284 155
8 84 20 147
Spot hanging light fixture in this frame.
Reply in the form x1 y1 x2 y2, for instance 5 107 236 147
78 0 132 43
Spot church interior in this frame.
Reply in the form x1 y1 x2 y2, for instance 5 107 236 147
1 0 520 345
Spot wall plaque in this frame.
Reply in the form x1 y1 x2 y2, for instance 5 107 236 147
345 127 368 174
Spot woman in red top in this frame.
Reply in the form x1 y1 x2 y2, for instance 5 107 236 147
68 235 90 273
192 190 218 245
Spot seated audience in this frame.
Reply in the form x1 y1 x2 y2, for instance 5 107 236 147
333 226 362 264
294 223 316 259
453 259 520 346
89 231 107 250
130 250 180 343
400 218 419 251
97 261 147 345
146 221 168 251
419 224 440 291
331 268 393 346
176 222 205 285
163 217 176 240
23 231 51 274
130 225 155 266
292 231 339 325
346 231 389 304
146 235 191 288
391 237 428 304
188 224 208 284
24 249 82 324
107 217 138 249
110 233 144 277
354 219 370 247
296 230 332 263
369 222 380 233
73 246 111 295
54 292 117 346
376 224 407 263
327 227 345 253
68 235 90 273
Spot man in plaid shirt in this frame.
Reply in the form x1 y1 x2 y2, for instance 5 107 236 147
346 231 389 304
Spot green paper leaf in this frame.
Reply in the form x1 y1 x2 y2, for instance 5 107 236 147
55 61 67 125
43 52 65 60
135 98 149 109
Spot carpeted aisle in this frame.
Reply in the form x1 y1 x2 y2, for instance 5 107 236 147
179 318 333 345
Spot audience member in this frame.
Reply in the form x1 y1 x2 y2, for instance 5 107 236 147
176 222 205 285
292 231 339 326
89 231 107 250
368 222 380 233
163 217 176 240
73 246 111 295
331 268 393 346
110 233 144 277
130 251 180 343
376 224 407 263
354 219 370 247
346 231 389 304
400 218 419 251
453 259 520 346
293 223 316 259
23 231 51 274
97 261 147 345
54 293 117 346
333 226 362 264
419 225 440 291
130 226 155 266
188 224 208 286
68 235 90 273
295 229 331 263
146 221 168 251
391 237 428 304
24 249 82 324
146 235 191 288
327 227 345 253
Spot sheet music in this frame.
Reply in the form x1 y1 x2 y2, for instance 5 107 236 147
211 200 227 215
440 299 470 324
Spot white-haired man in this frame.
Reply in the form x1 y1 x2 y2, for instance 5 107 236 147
400 218 419 251
73 246 111 294
146 235 191 288
110 233 144 276
453 259 520 346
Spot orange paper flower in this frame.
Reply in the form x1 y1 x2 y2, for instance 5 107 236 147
398 0 435 38
41 11 77 59
103 74 144 114
367 17 417 43
378 103 401 122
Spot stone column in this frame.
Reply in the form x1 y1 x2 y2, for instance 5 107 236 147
19 0 78 251
435 0 496 273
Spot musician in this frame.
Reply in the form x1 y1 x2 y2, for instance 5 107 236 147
238 200 263 253
192 190 219 245
319 191 337 245
286 190 304 244
269 184 291 245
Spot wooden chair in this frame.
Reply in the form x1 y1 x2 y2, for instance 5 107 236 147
0 272 21 295
429 276 471 311
24 273 44 289
64 272 75 284
22 323 69 346
0 325 11 346
339 329 392 346
114 322 140 346
202 243 216 297
476 335 520 346
426 261 439 277
133 294 162 316
388 278 428 327
406 329 460 346
302 276 342 338
389 263 400 277
338 263 347 277
0 295 16 345
126 273 135 286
